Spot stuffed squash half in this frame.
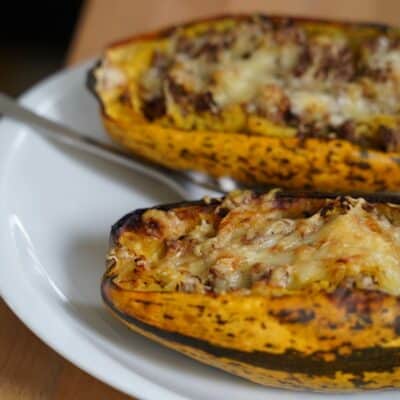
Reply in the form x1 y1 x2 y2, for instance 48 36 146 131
103 189 400 391
90 14 400 191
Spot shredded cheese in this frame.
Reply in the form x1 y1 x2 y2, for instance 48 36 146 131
113 192 400 296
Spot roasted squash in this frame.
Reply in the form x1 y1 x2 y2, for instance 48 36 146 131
103 189 400 391
89 14 400 192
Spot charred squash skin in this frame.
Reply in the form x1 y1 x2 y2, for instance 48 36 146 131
89 14 400 192
102 193 400 392
102 117 400 191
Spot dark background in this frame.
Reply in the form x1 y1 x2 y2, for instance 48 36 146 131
0 2 83 96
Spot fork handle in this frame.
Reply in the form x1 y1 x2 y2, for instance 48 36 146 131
0 92 188 198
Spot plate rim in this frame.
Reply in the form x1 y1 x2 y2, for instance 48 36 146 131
0 61 190 400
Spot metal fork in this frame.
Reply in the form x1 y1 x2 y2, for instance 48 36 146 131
1 91 400 203
0 92 229 199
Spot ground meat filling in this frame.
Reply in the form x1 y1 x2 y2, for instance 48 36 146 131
113 191 400 296
138 17 400 151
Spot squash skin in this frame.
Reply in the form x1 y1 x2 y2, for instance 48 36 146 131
102 114 400 191
89 14 400 192
103 196 400 391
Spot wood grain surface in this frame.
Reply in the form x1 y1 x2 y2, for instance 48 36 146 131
0 299 130 400
2 1 400 399
67 0 400 64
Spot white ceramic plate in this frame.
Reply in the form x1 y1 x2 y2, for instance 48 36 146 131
0 63 398 400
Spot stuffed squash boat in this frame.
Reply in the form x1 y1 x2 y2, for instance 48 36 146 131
90 14 400 191
103 189 400 391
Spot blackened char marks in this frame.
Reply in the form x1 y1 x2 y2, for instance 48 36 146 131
194 91 217 113
110 209 147 245
270 308 316 324
329 287 387 315
142 96 166 121
378 125 400 152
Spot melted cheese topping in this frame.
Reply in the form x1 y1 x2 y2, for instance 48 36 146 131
136 18 400 141
112 191 400 296
96 16 400 150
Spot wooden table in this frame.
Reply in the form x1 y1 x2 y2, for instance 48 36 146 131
2 1 400 399
67 0 400 64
